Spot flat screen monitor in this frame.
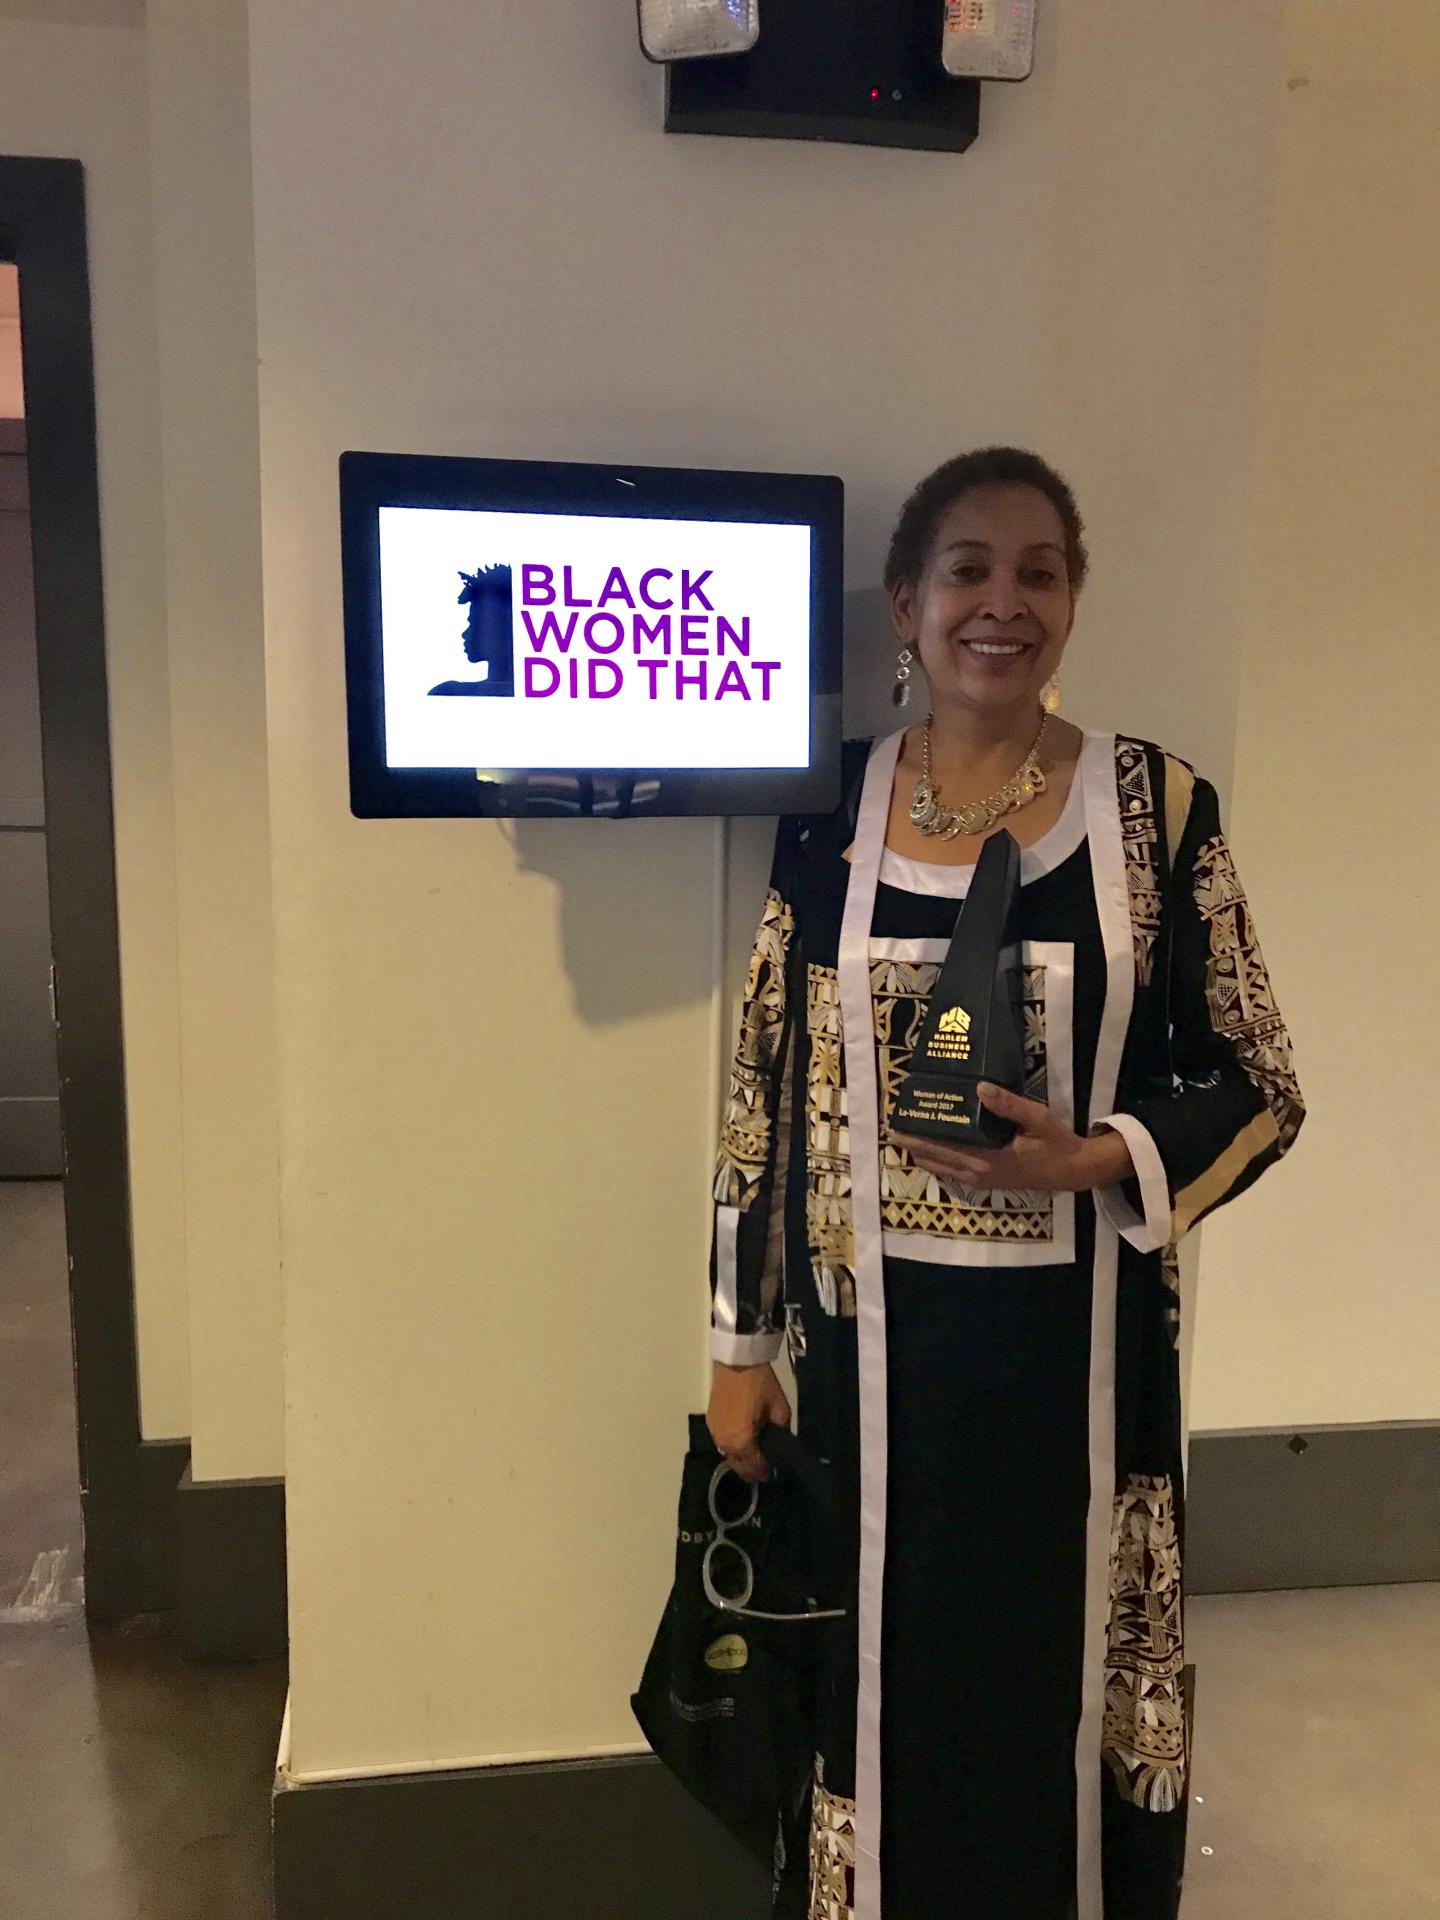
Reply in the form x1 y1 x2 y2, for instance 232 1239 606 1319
339 451 843 818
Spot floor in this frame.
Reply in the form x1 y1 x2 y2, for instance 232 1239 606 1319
1184 1580 1440 1917
1 1179 1436 1918
0 1182 287 1920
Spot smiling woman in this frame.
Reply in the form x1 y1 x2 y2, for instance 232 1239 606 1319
701 447 1305 1920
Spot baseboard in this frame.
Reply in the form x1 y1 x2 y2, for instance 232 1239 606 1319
178 1467 287 1660
1185 1420 1440 1594
272 1752 771 1920
270 1674 1199 1920
82 1436 190 1622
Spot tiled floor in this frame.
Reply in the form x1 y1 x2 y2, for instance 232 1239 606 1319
1 1180 1435 1917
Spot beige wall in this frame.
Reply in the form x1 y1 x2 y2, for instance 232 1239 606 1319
1037 6 1287 797
144 0 283 1480
0 263 22 416
247 0 1290 1780
1195 4 1440 1428
0 16 191 1441
0 1 143 21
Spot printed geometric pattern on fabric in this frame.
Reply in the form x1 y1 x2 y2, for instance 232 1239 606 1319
1192 835 1304 1147
808 1761 857 1920
1103 1473 1188 1813
714 887 795 1213
875 957 1054 1242
806 963 857 1317
1116 738 1163 986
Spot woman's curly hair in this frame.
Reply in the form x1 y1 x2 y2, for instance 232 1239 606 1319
883 447 1089 595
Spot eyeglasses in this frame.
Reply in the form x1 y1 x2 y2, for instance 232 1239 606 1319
700 1460 848 1624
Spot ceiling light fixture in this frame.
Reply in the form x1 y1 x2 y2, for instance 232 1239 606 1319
939 0 1036 82
637 0 759 64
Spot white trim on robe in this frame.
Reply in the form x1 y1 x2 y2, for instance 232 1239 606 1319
710 1202 785 1363
1092 1112 1173 1253
711 1203 742 1334
837 726 906 1920
1074 730 1133 1920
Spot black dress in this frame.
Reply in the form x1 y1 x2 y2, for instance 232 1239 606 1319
707 729 1304 1920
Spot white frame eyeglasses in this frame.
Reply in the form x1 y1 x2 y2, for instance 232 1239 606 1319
701 1460 848 1624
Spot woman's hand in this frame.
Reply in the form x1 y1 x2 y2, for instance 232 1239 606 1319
707 1361 792 1484
888 1081 1134 1194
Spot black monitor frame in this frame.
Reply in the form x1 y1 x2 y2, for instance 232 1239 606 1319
340 450 843 819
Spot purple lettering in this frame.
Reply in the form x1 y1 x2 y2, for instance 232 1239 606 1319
680 568 714 612
713 660 751 701
679 615 710 656
639 568 674 611
597 567 636 611
675 661 708 699
638 659 666 699
524 657 560 698
716 616 751 656
633 613 671 653
753 660 781 700
562 565 593 607
589 660 623 699
583 612 626 654
521 564 554 606
521 609 580 654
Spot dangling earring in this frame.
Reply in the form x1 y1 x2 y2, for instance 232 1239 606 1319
1041 677 1062 715
893 647 915 709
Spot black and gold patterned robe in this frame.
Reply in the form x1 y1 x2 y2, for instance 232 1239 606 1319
708 729 1304 1920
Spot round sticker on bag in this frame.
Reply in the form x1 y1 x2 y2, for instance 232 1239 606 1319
704 1633 748 1673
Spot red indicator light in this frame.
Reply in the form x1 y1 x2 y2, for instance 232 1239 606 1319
869 86 881 100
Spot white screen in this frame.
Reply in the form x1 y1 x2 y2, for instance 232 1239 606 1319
378 506 813 770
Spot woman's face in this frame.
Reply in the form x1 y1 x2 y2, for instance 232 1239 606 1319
891 482 1076 717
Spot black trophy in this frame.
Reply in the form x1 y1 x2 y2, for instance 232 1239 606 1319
892 828 1026 1148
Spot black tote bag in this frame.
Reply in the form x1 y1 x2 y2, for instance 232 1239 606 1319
631 1416 849 1907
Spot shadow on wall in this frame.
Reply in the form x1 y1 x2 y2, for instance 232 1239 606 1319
509 588 897 1026
507 814 714 1028
842 585 901 742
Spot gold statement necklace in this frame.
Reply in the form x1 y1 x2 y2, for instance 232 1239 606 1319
909 710 1049 840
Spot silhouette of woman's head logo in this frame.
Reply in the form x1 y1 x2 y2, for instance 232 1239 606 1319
429 562 516 697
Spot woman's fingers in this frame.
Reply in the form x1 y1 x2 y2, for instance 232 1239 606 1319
707 1364 785 1483
888 1088 1055 1185
725 1443 770 1484
888 1126 962 1164
708 1419 769 1481
923 1153 992 1184
889 1095 1093 1194
976 1080 1052 1132
890 1127 998 1186
762 1383 794 1429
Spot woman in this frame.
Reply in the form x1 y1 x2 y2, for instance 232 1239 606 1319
705 447 1304 1920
